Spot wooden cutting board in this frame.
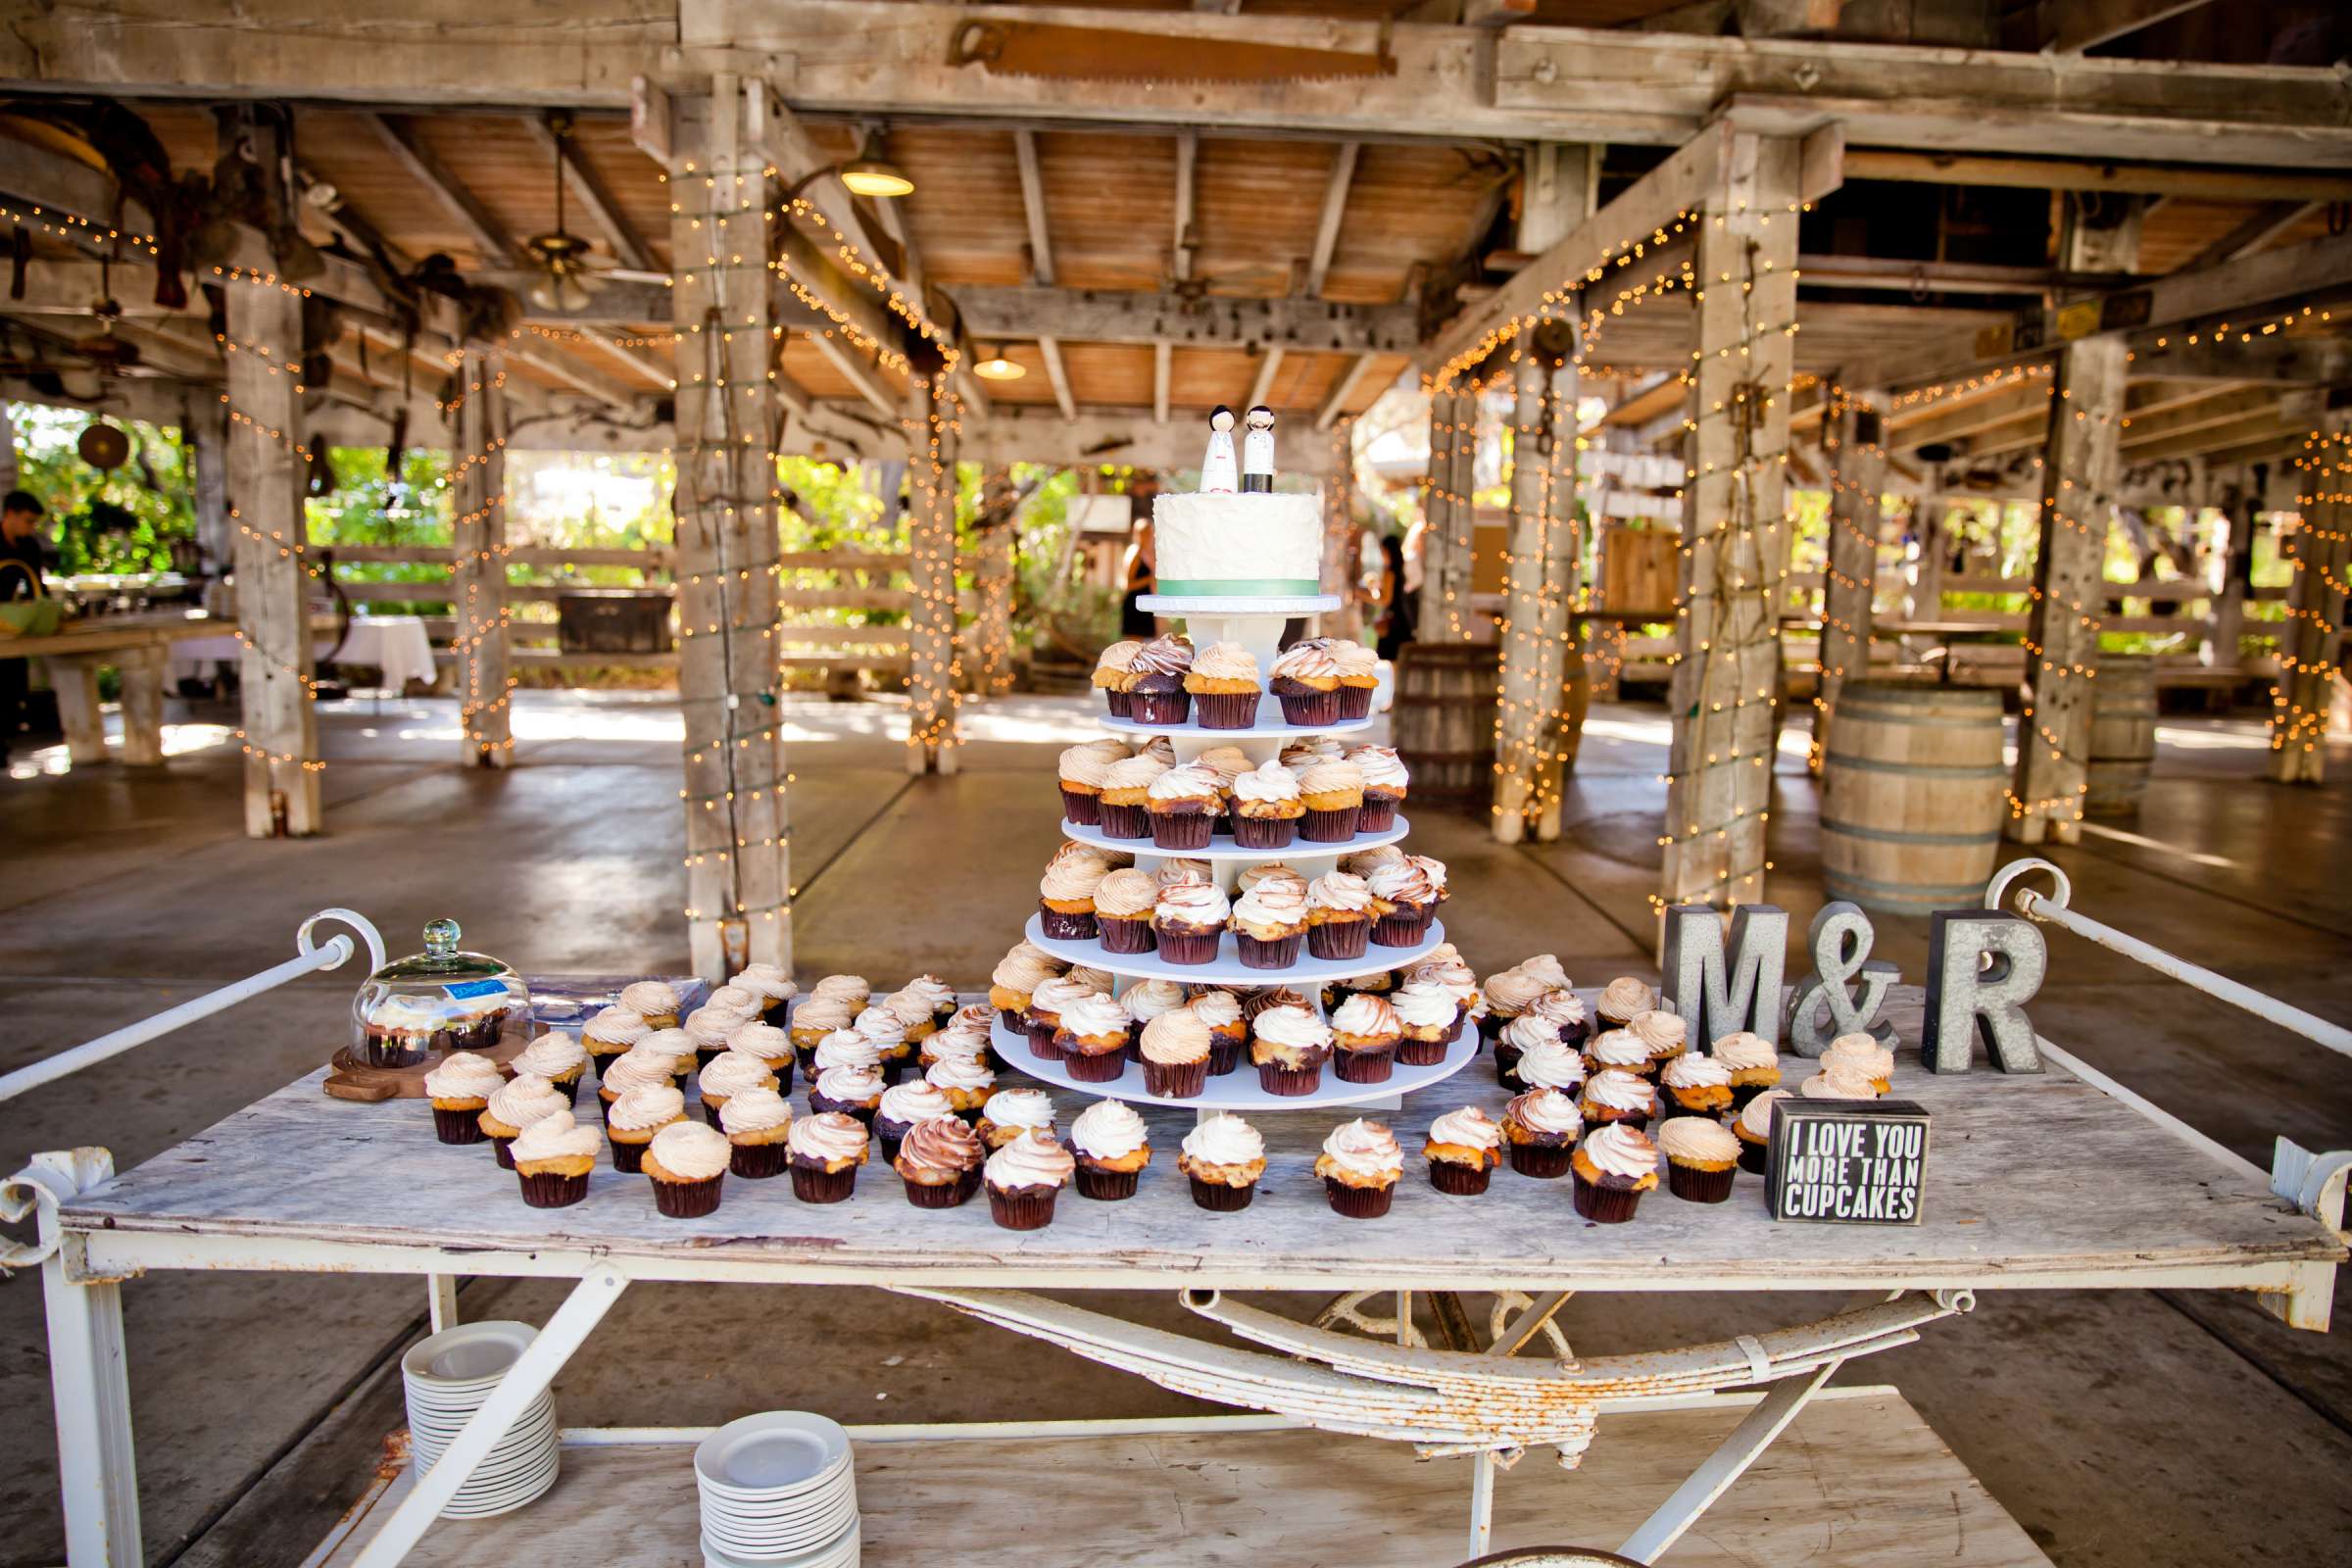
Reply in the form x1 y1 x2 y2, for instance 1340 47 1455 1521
322 1031 530 1102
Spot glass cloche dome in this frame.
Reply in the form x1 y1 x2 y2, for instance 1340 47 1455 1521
349 918 529 1068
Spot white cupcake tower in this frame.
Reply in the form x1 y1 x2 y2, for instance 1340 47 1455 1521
996 592 1482 1111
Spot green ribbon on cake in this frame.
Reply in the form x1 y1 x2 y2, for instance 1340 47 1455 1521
1153 578 1321 596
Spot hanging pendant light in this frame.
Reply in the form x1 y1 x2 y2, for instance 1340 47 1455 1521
972 344 1026 381
523 112 602 313
838 130 914 198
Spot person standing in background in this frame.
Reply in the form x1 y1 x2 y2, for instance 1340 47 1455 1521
1119 481 1157 640
0 489 53 760
1375 531 1415 662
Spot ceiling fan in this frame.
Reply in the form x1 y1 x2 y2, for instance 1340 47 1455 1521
520 112 667 311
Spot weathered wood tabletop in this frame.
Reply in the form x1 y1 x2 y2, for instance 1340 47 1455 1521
62 988 2343 1294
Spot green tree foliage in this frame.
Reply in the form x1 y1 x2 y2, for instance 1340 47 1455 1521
7 405 195 573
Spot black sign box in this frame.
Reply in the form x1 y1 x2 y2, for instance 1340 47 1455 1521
1767 1099 1931 1225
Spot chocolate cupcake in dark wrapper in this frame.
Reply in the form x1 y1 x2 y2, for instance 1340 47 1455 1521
508 1107 601 1208
1423 1106 1502 1195
1316 1118 1403 1219
894 1115 984 1208
1153 879 1232 968
644 1122 731 1219
1570 1123 1660 1223
984 1130 1075 1230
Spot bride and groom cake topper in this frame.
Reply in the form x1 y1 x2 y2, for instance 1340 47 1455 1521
1200 405 1277 495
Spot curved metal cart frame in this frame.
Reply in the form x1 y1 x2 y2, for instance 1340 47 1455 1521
5 869 2345 1567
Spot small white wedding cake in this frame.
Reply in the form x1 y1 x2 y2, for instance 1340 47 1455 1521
1151 405 1324 600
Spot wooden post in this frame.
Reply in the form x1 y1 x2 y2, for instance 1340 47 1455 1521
2010 195 2141 844
1320 428 1366 643
966 466 1017 695
2271 414 2350 783
223 270 322 837
906 369 961 775
190 399 231 576
1493 342 1581 844
116 646 167 766
1660 133 1800 913
1813 385 1887 768
451 349 512 766
670 89 791 980
1421 388 1478 642
1903 466 1946 661
48 658 107 765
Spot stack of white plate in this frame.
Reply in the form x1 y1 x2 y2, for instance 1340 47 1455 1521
696 1412 859 1566
400 1320 561 1519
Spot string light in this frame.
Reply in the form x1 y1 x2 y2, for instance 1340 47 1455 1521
2271 425 2349 778
0 199 160 257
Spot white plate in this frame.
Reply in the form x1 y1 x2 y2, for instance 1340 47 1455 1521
704 1504 858 1554
1056 814 1411 864
405 1395 556 1433
414 1438 560 1483
702 1519 861 1568
995 1016 1480 1111
693 1448 853 1503
695 1412 854 1494
1097 710 1374 741
700 1479 856 1520
439 1469 559 1520
400 1321 539 1389
1022 913 1446 987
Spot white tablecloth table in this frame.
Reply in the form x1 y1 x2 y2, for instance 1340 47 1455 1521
170 614 438 690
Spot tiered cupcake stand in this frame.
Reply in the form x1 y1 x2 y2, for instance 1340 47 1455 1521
1004 592 1474 1112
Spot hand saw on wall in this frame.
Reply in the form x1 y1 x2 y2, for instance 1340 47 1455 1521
949 20 1397 84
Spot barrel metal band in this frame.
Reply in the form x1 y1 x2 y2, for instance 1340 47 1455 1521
1818 816 2004 847
1820 754 2006 780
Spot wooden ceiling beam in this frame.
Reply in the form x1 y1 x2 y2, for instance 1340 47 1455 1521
1153 341 1172 426
2121 385 2315 449
565 327 677 389
2125 333 2352 384
1315 353 1376 431
1037 335 1077 421
359 112 519 265
2180 201 2322 273
520 111 657 274
2010 0 2220 55
805 330 903 420
1172 128 1199 286
1247 347 1285 412
959 405 1339 476
1302 142 1360 302
1012 129 1056 287
1840 150 2352 204
956 285 1417 354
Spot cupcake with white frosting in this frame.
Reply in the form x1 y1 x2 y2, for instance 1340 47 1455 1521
875 1079 960 1165
1153 879 1232 968
717 1085 793 1178
1093 868 1160 956
924 1053 999 1119
1501 1087 1583 1178
724 1019 796 1093
1092 639 1144 718
1231 872 1309 970
605 1083 687 1173
1579 1067 1656 1134
1054 994 1134 1084
786 993 855 1056
510 1108 601 1208
1187 990 1247 1075
479 1074 567 1169
1821 1032 1896 1095
1348 745 1410 832
1732 1089 1791 1174
1572 1122 1660 1223
1296 758 1365 844
1332 640 1380 718
1096 754 1168 841
697 1051 777 1129
1147 763 1223 851
1659 1052 1735 1121
1230 760 1305 850
1025 973 1101 1059
1495 1013 1564 1089
975 1087 1055 1151
894 1114 985 1208
1315 1119 1403 1219
786 1110 871 1203
511 1031 589 1104
1179 1112 1266 1211
1391 982 1462 1066
618 980 681 1030
1330 993 1403 1085
423 1052 507 1146
1305 869 1375 961
989 941 1065 1032
1038 844 1113 941
1250 1004 1334 1097
1628 1007 1690 1070
1595 976 1655 1031
985 1130 1077 1231
730 962 797 1027
1424 1106 1503 1195
1184 640 1262 729
581 1005 650 1077
1140 1008 1212 1099
1069 1100 1152 1200
1659 1116 1741 1204
1268 640 1344 726
644 1120 730 1218
1710 1031 1782 1109
809 1063 886 1127
1059 741 1115 826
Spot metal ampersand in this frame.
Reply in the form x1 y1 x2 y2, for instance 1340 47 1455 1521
1786 902 1898 1056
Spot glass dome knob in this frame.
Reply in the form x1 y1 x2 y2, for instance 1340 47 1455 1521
422 918 461 956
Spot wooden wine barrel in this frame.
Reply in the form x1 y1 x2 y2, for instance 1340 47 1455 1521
2085 656 2157 816
1820 682 2006 914
1392 642 1499 808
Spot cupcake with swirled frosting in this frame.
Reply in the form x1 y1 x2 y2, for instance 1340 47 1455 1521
1330 993 1404 1084
989 941 1065 1032
1147 763 1223 851
1054 994 1135 1084
1025 973 1102 1059
1391 982 1462 1065
1479 962 1549 1042
605 1083 687 1173
697 1050 779 1129
923 1052 998 1118
478 1073 567 1168
810 1063 886 1127
808 973 871 1014
985 1130 1077 1231
1125 632 1196 726
887 973 957 1039
1250 1004 1334 1097
1140 1008 1212 1099
787 992 855 1055
1424 1106 1503 1195
1069 1100 1153 1200
1658 1116 1740 1204
1501 1087 1584 1178
1296 758 1365 845
717 1085 794 1178
1092 638 1145 717
644 1120 730 1218
1093 868 1160 956
1572 1122 1660 1223
1331 639 1380 718
512 1031 589 1104
1058 741 1116 826
1038 843 1113 941
1269 640 1345 726
1119 978 1189 1034
730 962 798 1028
1513 1030 1590 1101
1595 976 1656 1030
1800 1063 1884 1102
1348 745 1410 832
1583 1027 1654 1081
1366 857 1442 949
1187 989 1247 1075
1660 1052 1735 1121
725 1020 797 1093
1494 1013 1562 1089
618 980 681 1030
786 1110 871 1203
1315 1119 1404 1219
1096 754 1168 841
894 1114 985 1208
1732 1088 1791 1174
1710 1031 1782 1108
1229 760 1305 851
1184 640 1262 729
875 1079 960 1164
1579 1067 1656 1134
511 1108 601 1207
1179 1112 1266 1210
424 1053 508 1146
1153 878 1232 967
1304 869 1374 961
1231 873 1309 970
582 1005 650 1075
1821 1032 1896 1095
975 1086 1056 1152
1628 1007 1689 1070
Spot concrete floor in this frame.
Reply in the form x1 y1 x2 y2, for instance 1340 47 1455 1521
2 689 2349 1567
